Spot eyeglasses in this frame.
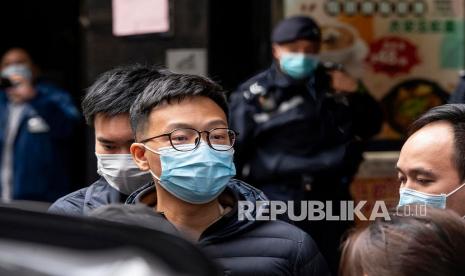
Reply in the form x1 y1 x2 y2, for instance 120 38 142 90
139 127 237 152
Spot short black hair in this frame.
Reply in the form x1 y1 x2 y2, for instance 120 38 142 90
130 73 229 139
409 104 465 181
82 64 166 126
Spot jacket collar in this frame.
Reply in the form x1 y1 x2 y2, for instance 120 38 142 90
267 62 318 101
83 177 131 214
126 179 269 244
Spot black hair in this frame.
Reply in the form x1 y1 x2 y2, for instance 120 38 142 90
130 73 229 139
82 64 166 125
409 104 465 181
340 207 465 276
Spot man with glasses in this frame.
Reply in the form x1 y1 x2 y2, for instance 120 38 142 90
125 73 330 275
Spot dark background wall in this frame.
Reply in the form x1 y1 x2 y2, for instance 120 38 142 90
208 0 272 92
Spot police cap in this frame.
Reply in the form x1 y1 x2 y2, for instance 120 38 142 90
271 16 321 44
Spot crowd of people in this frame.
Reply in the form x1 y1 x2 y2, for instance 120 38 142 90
1 15 465 275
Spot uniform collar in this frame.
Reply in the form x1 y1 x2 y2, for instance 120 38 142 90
268 62 318 101
270 62 298 88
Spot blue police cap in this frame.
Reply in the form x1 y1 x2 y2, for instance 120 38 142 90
271 16 321 44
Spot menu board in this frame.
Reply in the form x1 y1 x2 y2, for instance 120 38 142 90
284 0 464 139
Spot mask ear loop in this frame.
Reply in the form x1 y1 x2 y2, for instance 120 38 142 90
446 183 465 197
453 183 465 219
133 142 162 181
140 143 162 155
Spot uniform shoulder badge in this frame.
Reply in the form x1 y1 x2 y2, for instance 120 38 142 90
250 82 266 95
243 82 266 100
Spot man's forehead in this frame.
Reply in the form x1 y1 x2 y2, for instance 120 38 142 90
148 97 226 122
405 122 454 150
398 122 455 169
94 113 132 136
95 113 130 124
277 39 318 48
2 50 32 65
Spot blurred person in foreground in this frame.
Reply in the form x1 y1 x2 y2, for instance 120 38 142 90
125 73 330 275
229 16 382 272
396 104 465 217
0 48 80 202
49 65 165 215
340 207 465 276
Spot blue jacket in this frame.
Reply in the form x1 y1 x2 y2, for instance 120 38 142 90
48 177 131 215
0 82 80 201
229 64 382 191
125 179 331 275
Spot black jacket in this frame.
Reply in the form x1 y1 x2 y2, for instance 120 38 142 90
125 179 331 276
48 177 131 216
229 64 382 188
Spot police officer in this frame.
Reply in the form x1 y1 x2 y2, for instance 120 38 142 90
229 16 382 274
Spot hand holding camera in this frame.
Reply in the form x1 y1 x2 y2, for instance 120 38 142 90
321 61 358 94
1 64 36 103
329 70 358 94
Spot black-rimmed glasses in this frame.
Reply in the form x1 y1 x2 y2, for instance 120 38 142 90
139 127 237 151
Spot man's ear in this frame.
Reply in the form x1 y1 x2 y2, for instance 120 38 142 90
272 43 280 60
130 143 150 171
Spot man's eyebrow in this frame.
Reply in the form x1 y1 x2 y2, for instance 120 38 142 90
205 119 228 129
163 123 194 131
96 137 134 144
410 168 436 177
396 166 436 177
164 120 228 131
96 137 115 144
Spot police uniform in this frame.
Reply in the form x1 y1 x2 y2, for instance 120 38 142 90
230 63 381 200
228 15 383 274
229 16 382 201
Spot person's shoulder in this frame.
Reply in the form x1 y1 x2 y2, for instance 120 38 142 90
48 178 109 215
35 80 67 92
249 220 322 257
232 69 272 100
48 186 88 215
256 220 329 274
35 80 73 100
88 177 117 192
238 69 270 90
254 219 310 242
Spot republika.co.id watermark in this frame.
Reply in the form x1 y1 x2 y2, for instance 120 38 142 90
238 200 428 221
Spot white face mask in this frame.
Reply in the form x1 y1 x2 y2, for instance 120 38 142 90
96 153 152 195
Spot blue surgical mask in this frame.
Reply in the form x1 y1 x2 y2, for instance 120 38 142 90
279 53 319 79
398 183 465 209
144 143 236 204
